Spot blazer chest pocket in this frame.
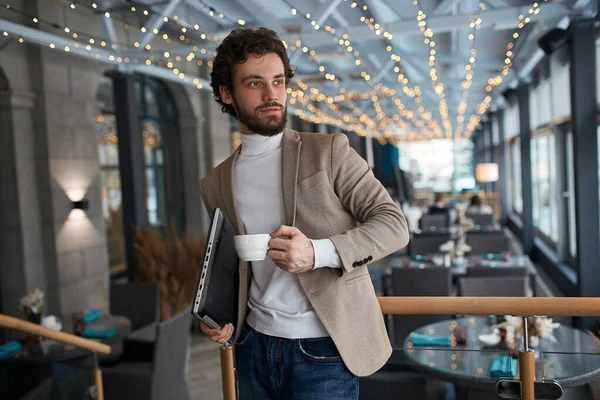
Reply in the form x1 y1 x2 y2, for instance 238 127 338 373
297 169 328 194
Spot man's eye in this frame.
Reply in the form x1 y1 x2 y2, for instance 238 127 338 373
275 80 284 85
249 82 260 87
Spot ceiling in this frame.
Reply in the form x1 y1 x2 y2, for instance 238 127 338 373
7 0 595 142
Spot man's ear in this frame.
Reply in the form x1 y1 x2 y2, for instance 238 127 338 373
219 85 233 105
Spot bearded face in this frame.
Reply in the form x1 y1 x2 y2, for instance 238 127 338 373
219 53 288 136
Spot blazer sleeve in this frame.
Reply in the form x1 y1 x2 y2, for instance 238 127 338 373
327 134 410 274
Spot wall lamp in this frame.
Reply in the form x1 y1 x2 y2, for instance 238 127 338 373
71 199 89 211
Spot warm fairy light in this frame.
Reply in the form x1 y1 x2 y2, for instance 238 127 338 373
463 0 546 137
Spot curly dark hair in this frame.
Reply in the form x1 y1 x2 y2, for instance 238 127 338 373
210 28 295 118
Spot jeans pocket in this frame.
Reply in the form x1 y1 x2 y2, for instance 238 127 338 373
236 326 254 347
297 337 343 363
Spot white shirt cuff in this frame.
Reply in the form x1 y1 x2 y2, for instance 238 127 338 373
310 239 342 269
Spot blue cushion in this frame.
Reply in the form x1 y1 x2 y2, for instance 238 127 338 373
83 309 101 324
490 355 517 377
0 341 21 359
81 329 116 339
483 253 504 260
410 333 451 347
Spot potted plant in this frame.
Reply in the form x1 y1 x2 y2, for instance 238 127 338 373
133 223 205 321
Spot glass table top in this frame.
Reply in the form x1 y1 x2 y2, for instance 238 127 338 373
400 316 600 388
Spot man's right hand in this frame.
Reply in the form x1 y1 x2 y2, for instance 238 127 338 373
201 322 234 345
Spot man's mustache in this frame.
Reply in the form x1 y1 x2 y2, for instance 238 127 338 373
256 102 284 111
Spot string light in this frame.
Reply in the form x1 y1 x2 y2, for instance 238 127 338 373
189 0 247 26
0 4 209 90
1 0 221 81
284 0 439 140
454 5 483 138
413 0 453 139
463 0 547 138
348 1 441 139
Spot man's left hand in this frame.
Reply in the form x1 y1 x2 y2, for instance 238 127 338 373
268 225 315 273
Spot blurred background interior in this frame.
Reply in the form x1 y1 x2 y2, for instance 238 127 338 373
0 0 599 399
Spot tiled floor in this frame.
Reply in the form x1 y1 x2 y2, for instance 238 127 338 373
187 333 224 400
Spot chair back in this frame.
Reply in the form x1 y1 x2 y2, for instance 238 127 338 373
359 368 427 399
459 276 528 297
419 214 449 232
18 378 54 400
465 212 496 228
152 305 192 400
110 282 160 330
466 267 527 278
409 232 451 256
466 232 510 255
389 268 452 346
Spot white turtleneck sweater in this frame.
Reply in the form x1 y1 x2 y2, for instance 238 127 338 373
233 132 340 339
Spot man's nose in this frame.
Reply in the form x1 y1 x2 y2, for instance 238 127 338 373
263 84 278 102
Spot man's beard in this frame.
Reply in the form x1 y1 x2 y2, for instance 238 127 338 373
233 98 287 137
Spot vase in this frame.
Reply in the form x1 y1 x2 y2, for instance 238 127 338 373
26 312 42 325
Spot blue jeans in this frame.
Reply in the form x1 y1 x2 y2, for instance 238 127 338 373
235 325 359 399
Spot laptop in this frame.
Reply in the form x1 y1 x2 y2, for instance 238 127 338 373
192 207 239 340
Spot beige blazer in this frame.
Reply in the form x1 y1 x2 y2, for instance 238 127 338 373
199 128 409 376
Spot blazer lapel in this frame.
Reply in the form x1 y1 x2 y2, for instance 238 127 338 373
219 146 246 235
281 129 302 227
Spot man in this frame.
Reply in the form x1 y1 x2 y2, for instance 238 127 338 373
428 193 448 214
199 27 409 399
467 194 494 214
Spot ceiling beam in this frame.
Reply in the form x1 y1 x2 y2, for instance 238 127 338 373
100 0 124 70
484 0 510 9
434 0 462 15
229 0 287 33
0 18 119 64
138 0 184 48
182 0 232 27
377 0 414 19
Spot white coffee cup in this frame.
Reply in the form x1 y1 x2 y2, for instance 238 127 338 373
234 234 271 261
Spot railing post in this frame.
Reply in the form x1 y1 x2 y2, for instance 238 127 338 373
220 344 236 400
519 317 535 400
93 352 104 400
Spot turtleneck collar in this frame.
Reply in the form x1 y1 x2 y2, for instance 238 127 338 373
239 131 283 156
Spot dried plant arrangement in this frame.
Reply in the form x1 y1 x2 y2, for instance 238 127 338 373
134 221 205 321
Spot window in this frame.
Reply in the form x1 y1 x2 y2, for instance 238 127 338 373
511 139 523 214
531 133 558 242
454 139 475 192
398 139 474 193
96 77 183 277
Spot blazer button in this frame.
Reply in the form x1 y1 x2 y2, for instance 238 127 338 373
352 262 358 267
357 261 364 266
368 256 373 261
363 258 369 264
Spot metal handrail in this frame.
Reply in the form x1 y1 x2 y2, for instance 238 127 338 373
220 296 600 400
0 313 110 400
